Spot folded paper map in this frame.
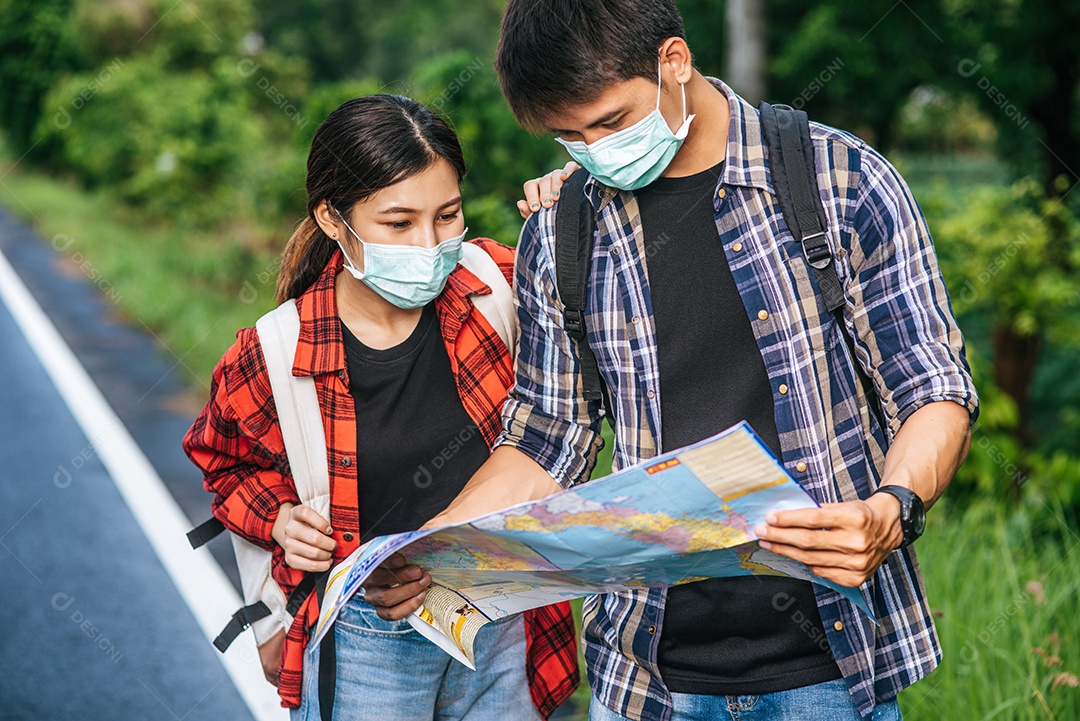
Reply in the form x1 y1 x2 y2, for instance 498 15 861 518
309 422 875 667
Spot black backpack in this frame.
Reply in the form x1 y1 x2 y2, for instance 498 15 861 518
554 102 883 433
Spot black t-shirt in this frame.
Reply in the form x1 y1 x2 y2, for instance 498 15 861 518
637 162 842 695
340 303 490 544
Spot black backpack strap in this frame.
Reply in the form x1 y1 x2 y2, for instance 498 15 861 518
758 102 844 312
315 570 336 721
211 570 323 653
759 102 887 432
213 602 271 652
186 516 225 549
554 169 605 404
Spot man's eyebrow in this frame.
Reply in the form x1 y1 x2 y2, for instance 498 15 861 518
551 109 627 136
376 197 462 215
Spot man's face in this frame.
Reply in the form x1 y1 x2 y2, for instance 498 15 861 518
543 73 681 146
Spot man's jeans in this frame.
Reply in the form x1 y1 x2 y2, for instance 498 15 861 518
290 596 538 721
589 678 903 721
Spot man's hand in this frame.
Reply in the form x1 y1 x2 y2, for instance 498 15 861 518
257 629 285 686
272 503 337 572
754 493 904 588
517 161 581 218
361 552 431 621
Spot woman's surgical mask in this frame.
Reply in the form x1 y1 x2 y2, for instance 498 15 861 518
555 57 695 191
334 211 465 309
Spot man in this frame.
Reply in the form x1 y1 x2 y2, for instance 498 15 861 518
364 1 977 719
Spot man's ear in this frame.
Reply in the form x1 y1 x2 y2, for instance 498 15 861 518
660 37 693 85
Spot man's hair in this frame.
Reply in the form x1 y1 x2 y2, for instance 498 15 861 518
495 0 687 133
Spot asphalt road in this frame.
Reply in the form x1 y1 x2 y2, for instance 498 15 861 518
0 209 264 721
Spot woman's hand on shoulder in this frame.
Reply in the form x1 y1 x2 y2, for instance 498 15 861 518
517 161 581 219
272 502 337 572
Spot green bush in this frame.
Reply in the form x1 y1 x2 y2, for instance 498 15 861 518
37 51 266 225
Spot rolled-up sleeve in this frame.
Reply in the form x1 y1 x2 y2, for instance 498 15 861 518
495 213 604 488
845 145 980 439
182 337 300 550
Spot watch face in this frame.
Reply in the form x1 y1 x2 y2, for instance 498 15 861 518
912 507 926 537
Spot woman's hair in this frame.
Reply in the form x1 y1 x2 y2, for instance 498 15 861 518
275 94 467 303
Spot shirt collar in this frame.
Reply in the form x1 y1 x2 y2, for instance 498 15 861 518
290 246 491 377
584 77 772 210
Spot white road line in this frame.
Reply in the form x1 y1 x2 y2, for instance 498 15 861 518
0 247 286 721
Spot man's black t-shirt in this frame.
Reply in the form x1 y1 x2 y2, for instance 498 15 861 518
341 303 490 544
636 162 842 694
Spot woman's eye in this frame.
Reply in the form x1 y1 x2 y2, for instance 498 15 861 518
440 212 460 221
388 220 411 229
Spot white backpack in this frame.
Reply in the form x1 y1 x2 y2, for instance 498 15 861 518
190 242 518 653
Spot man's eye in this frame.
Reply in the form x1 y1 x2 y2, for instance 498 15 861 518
602 118 623 130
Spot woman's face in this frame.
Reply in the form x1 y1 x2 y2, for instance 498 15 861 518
340 159 464 260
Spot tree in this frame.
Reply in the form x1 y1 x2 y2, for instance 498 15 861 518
0 0 78 154
723 0 766 104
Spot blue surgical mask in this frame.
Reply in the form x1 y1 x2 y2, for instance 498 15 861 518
555 58 695 191
335 214 466 309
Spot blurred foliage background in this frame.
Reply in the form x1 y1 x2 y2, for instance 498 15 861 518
0 1 1077 718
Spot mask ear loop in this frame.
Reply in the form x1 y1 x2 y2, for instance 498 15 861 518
657 53 689 123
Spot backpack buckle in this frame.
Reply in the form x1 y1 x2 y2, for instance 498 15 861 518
563 308 586 340
801 231 833 270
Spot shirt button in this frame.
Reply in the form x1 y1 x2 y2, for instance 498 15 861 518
717 188 727 199
338 370 346 381
611 246 621 256
631 315 641 324
647 624 657 635
795 461 808 473
341 456 352 467
342 532 354 542
778 383 789 395
757 310 769 321
833 620 845 632
732 242 744 253
646 389 656 399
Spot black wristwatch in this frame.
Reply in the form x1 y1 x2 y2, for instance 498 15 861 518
871 485 926 548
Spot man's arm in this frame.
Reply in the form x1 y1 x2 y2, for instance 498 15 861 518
425 446 562 528
755 399 970 588
754 141 979 588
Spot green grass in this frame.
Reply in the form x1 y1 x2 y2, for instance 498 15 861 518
0 153 281 395
900 501 1080 720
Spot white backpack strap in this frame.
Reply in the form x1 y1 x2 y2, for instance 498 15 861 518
256 299 331 516
230 299 330 646
460 242 519 360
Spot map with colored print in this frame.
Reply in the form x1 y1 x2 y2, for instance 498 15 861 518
310 422 875 665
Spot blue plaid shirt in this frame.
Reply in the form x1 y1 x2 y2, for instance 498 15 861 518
495 79 978 720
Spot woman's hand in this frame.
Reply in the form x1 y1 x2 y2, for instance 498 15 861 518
272 502 337 572
517 161 581 219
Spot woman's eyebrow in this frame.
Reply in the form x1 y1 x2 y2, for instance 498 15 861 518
377 197 462 216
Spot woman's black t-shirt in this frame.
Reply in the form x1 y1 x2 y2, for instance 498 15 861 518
340 302 490 544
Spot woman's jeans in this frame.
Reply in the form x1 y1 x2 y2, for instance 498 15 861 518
290 596 539 721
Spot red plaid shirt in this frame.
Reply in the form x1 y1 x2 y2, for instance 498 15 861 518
183 239 579 715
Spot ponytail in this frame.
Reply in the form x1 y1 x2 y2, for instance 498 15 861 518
275 216 336 304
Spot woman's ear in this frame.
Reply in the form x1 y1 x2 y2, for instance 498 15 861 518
313 200 341 239
660 37 693 85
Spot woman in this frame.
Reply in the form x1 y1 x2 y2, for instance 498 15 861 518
183 95 578 720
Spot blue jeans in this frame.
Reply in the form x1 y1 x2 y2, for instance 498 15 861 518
589 679 903 721
291 596 539 721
